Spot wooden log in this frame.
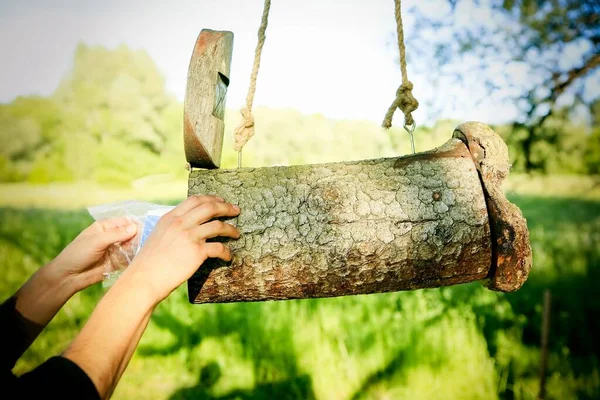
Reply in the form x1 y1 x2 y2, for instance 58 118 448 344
187 122 531 303
184 29 234 169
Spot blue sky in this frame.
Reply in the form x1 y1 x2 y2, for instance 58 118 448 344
0 0 547 125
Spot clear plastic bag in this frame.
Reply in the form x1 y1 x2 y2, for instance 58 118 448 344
88 200 175 287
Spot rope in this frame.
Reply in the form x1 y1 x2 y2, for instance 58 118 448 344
382 0 419 130
233 0 271 154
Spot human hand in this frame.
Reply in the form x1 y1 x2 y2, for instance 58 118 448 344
50 218 138 292
121 195 241 304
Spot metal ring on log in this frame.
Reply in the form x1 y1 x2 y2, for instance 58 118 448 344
187 122 532 303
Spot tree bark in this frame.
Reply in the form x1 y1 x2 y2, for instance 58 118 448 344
187 136 498 303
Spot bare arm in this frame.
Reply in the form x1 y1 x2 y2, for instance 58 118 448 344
63 195 241 399
12 263 79 352
61 276 155 398
7 218 137 362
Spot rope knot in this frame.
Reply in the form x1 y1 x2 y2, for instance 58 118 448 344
396 82 418 117
233 107 255 152
382 80 419 129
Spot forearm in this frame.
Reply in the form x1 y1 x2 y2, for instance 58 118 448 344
110 311 152 396
13 261 78 344
62 271 157 399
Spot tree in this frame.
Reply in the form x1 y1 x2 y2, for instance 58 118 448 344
0 44 187 184
0 97 63 182
54 44 174 153
408 0 599 172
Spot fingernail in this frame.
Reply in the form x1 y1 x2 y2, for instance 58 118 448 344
216 196 225 202
233 205 240 211
126 224 137 233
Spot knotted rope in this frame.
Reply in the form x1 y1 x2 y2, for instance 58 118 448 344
382 0 419 136
233 0 271 165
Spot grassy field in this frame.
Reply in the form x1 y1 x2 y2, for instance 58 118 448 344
0 176 599 399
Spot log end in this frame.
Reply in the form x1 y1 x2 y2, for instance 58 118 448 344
453 122 533 292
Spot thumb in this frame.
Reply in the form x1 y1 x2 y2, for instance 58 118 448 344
93 222 138 250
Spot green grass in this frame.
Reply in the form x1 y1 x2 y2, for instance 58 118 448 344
0 177 188 209
0 178 599 399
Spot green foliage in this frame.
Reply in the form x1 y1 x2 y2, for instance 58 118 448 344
1 44 597 185
0 97 62 181
417 0 599 172
0 44 186 185
28 152 73 184
220 109 397 170
1 184 599 399
495 115 593 174
0 155 23 182
501 0 598 48
584 128 600 174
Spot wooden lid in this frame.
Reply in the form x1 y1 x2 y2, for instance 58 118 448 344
454 122 532 292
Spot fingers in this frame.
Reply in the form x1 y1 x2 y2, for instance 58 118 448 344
202 242 232 262
169 195 225 217
82 217 131 236
97 217 133 231
78 265 106 287
190 220 240 242
182 201 240 228
92 222 138 250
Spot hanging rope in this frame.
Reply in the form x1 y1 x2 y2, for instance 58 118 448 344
382 0 419 149
233 0 271 166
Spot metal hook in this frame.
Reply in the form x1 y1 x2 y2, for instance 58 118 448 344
403 122 417 154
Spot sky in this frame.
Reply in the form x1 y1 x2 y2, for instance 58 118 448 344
0 0 533 125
